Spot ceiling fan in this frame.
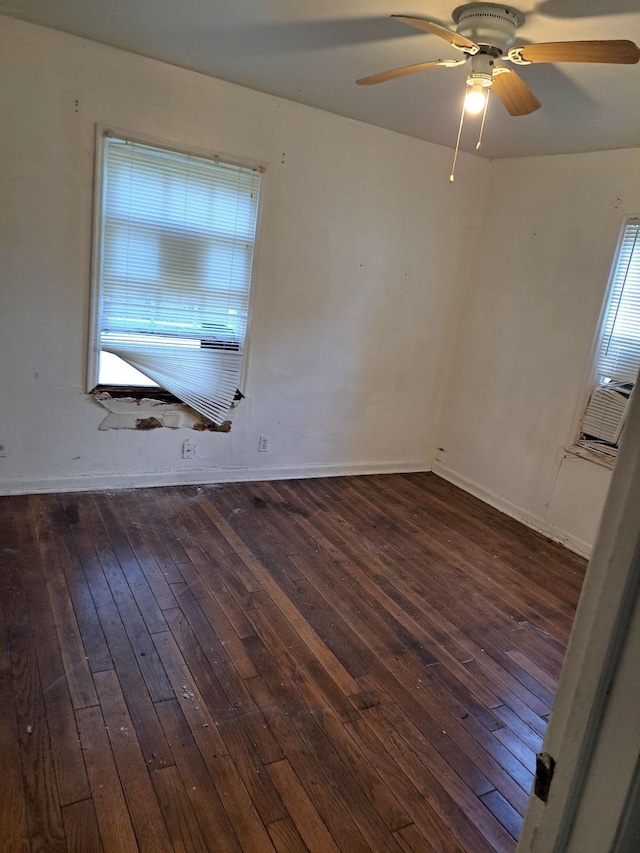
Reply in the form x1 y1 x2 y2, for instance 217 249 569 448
357 3 640 120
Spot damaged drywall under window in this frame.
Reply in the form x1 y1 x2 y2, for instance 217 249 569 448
92 392 232 432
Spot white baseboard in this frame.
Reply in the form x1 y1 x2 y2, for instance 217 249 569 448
0 460 429 496
433 461 592 558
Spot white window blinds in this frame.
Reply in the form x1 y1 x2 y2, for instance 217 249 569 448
579 219 639 449
596 219 640 384
96 135 262 424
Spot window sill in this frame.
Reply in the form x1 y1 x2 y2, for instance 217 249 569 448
565 443 616 469
94 385 181 403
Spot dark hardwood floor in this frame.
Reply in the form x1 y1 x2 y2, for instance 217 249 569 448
0 473 586 852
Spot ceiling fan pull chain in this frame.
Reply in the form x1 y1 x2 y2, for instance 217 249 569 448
449 92 467 182
476 88 491 150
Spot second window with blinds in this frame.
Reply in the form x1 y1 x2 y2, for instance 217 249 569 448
88 132 263 426
577 217 640 460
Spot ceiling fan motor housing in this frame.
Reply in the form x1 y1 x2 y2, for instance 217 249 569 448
452 3 524 54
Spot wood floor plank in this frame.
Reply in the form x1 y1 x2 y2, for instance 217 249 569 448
345 712 499 853
76 704 139 853
307 485 554 721
401 473 584 594
170 559 257 676
392 473 583 593
117 493 188 584
246 493 530 811
267 816 310 853
247 592 362 724
0 473 584 853
76 498 173 703
152 627 278 852
92 493 170 635
152 488 264 605
161 605 288 826
166 579 282 765
463 658 550 738
327 474 574 640
357 670 531 816
500 618 567 682
242 632 407 853
150 765 209 853
347 714 461 853
183 540 260 616
271 480 506 712
168 577 259 696
506 648 560 694
61 799 104 853
310 703 414 833
212 484 374 681
42 494 113 674
221 481 536 813
247 605 416 845
0 498 67 852
394 822 441 853
19 498 91 806
93 669 173 853
28 495 99 711
493 726 538 775
364 701 516 853
291 476 556 712
199 496 362 698
493 703 545 754
70 508 175 771
480 789 524 841
154 698 242 853
267 759 341 853
112 495 180 610
0 522 31 853
244 645 372 852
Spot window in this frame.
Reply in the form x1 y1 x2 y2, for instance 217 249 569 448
89 133 262 425
578 217 640 458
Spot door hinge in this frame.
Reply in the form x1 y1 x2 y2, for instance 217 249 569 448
534 752 556 803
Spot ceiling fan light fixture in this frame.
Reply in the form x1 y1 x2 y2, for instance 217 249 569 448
465 81 487 113
357 3 640 180
464 72 492 113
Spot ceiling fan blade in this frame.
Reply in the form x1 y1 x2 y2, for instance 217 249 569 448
515 40 640 64
492 69 542 116
391 16 479 54
356 58 467 85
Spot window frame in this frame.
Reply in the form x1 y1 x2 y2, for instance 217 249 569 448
86 126 265 409
571 216 640 463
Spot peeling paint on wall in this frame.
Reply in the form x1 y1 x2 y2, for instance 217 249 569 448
92 392 232 432
135 417 164 430
192 420 232 432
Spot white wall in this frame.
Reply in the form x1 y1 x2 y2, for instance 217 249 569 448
0 16 487 494
434 148 640 555
517 349 640 853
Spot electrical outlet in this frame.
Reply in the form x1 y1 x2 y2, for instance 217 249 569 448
182 439 195 459
258 435 270 452
0 440 6 457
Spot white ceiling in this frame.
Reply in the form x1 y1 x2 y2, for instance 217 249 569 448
2 0 639 159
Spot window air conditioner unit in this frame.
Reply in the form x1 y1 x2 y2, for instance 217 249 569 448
581 382 633 444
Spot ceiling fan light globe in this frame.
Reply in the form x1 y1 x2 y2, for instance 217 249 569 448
465 83 487 113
